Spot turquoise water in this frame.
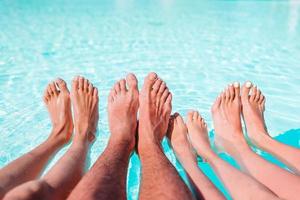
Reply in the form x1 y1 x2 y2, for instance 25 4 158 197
0 0 300 199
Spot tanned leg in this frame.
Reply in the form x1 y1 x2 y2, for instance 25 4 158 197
241 81 300 175
213 82 300 200
67 73 139 200
187 109 279 200
167 113 225 200
0 79 73 198
138 72 193 200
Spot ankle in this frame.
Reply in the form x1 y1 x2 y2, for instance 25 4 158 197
108 136 135 152
47 128 71 146
138 139 162 158
249 130 271 147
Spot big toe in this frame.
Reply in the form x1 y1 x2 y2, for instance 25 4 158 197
142 72 157 92
241 81 252 102
175 114 185 127
126 73 138 92
56 78 69 93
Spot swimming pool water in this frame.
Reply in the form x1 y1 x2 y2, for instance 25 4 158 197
0 0 300 199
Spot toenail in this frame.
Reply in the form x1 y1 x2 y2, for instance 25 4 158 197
245 81 252 88
233 82 239 88
148 72 157 80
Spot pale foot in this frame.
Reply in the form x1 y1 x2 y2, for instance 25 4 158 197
71 76 99 143
138 72 172 150
107 73 139 150
43 79 73 144
186 111 214 160
241 81 268 145
211 83 249 156
167 113 197 165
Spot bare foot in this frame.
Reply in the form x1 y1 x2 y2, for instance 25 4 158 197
107 73 139 150
43 79 73 144
185 111 214 160
71 76 99 143
138 72 172 149
167 113 196 164
211 83 249 156
241 81 268 145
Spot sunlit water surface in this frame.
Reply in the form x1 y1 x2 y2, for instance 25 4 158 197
0 1 300 199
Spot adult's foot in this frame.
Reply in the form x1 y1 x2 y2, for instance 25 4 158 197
107 73 139 150
211 83 249 156
186 111 215 160
138 72 172 149
241 81 268 145
44 79 73 144
71 76 99 143
167 113 196 164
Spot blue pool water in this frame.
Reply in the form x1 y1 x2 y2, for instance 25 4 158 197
0 0 300 199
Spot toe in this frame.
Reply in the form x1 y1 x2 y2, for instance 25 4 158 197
192 111 199 120
84 78 89 92
221 91 226 104
78 76 84 91
255 88 261 102
152 79 162 94
157 81 166 98
211 94 221 113
250 85 257 102
126 73 138 91
56 78 69 93
261 97 266 111
160 88 169 103
88 82 93 94
120 79 127 93
142 72 158 91
47 84 53 97
199 115 205 125
203 121 207 128
225 87 230 103
43 88 50 103
72 76 79 91
50 82 58 96
159 88 169 111
187 111 193 122
164 93 172 114
233 82 240 101
228 84 234 101
93 87 98 99
220 92 227 108
197 112 203 121
175 114 185 127
258 94 265 104
241 81 252 103
114 81 121 93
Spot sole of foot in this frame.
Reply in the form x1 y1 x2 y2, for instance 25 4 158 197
44 78 73 144
71 76 99 143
